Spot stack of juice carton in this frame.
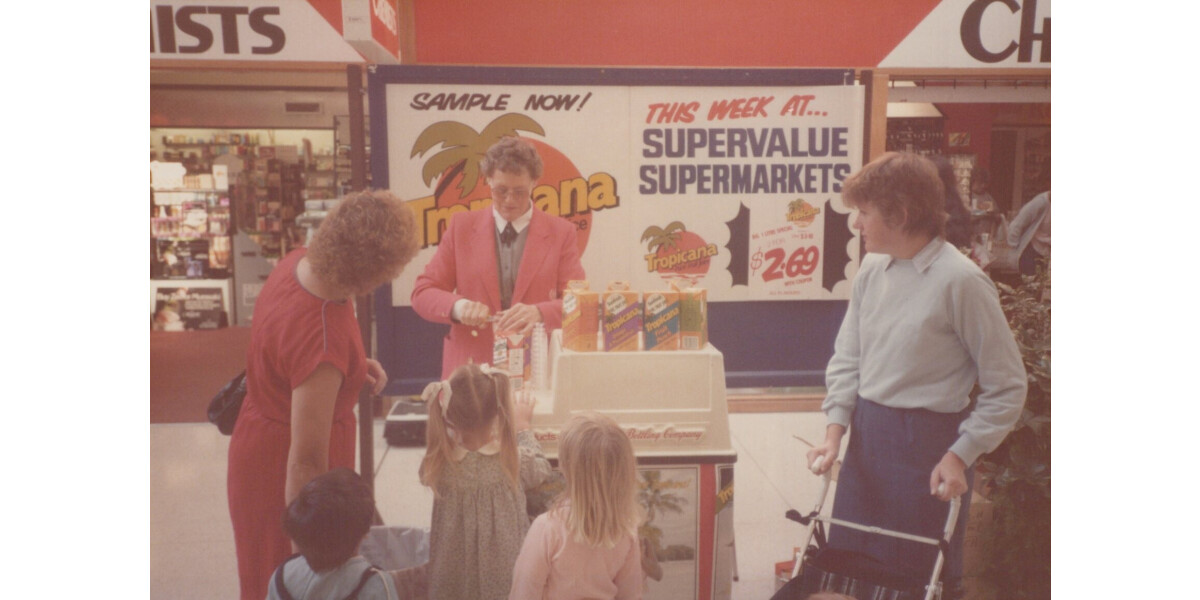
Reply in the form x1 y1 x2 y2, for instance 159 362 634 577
562 279 707 352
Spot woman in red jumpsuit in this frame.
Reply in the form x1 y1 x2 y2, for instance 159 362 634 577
226 190 420 600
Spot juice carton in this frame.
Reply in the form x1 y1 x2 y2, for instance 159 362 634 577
492 331 531 391
643 288 681 351
601 282 642 352
562 280 599 352
679 287 708 350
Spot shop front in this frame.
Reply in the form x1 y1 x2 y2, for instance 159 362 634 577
149 0 405 431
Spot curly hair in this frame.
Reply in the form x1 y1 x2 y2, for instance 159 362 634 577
479 136 544 180
841 152 945 239
306 189 420 297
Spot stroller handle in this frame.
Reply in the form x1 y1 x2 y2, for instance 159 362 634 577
809 455 827 474
788 466 963 595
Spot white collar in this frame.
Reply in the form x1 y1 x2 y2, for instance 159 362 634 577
448 425 502 461
450 439 502 461
493 206 533 234
884 237 944 273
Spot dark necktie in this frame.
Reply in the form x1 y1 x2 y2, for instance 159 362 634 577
500 222 517 246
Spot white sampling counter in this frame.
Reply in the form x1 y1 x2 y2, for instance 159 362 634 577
527 330 737 600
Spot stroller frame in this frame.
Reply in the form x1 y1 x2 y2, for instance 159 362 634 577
785 466 962 600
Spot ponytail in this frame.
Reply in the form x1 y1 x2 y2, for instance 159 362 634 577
419 382 456 495
420 364 521 494
490 372 521 492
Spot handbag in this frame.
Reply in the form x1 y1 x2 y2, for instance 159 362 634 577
207 370 247 435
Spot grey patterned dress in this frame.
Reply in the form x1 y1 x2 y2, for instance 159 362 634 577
428 429 552 600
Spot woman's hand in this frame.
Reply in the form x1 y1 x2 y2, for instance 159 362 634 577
806 424 845 475
930 452 968 501
512 390 536 431
365 358 388 396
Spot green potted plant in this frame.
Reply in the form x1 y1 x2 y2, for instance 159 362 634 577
974 266 1051 599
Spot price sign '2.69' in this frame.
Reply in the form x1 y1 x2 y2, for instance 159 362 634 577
756 245 820 283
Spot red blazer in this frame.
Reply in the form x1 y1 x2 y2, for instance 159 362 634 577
411 207 586 378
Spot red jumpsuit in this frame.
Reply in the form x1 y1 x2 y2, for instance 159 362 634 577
226 248 367 600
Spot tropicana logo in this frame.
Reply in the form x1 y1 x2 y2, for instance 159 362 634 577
786 198 821 227
407 114 621 253
641 220 717 285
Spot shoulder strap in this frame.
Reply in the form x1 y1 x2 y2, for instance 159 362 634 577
272 554 303 600
344 565 382 600
273 554 381 600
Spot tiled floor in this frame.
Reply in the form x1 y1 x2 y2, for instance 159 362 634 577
150 411 837 600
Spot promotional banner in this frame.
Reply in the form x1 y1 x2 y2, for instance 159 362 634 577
385 82 864 306
151 286 227 331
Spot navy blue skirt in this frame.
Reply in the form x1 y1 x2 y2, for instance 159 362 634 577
828 397 974 587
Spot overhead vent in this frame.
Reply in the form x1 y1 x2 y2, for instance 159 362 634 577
284 102 324 114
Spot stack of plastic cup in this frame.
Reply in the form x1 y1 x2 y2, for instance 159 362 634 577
530 322 547 391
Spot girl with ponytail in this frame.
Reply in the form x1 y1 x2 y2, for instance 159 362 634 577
419 363 552 600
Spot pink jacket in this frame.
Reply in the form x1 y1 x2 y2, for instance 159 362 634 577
411 207 586 378
509 510 643 600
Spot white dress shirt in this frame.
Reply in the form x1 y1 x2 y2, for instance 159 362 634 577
449 207 533 321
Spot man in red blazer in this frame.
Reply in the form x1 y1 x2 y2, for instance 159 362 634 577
411 137 586 378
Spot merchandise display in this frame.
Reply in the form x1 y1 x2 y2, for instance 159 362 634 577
151 188 231 281
150 128 346 329
561 279 709 352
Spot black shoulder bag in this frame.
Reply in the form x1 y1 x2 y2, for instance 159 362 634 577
206 370 247 435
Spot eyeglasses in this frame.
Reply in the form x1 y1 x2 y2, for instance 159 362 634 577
491 187 530 200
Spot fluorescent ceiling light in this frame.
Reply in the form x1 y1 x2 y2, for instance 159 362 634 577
887 102 944 118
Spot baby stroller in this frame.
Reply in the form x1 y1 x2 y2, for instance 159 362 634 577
774 457 962 600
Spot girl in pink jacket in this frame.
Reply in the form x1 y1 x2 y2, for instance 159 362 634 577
509 413 644 600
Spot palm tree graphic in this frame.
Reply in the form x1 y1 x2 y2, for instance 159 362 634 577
638 470 690 560
410 114 545 201
788 199 806 216
641 221 687 253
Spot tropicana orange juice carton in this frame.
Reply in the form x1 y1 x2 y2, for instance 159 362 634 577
679 287 708 350
643 284 681 351
601 282 641 352
493 330 531 391
561 280 599 352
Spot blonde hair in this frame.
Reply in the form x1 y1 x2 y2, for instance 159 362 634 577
419 364 520 495
555 413 642 548
306 189 420 297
